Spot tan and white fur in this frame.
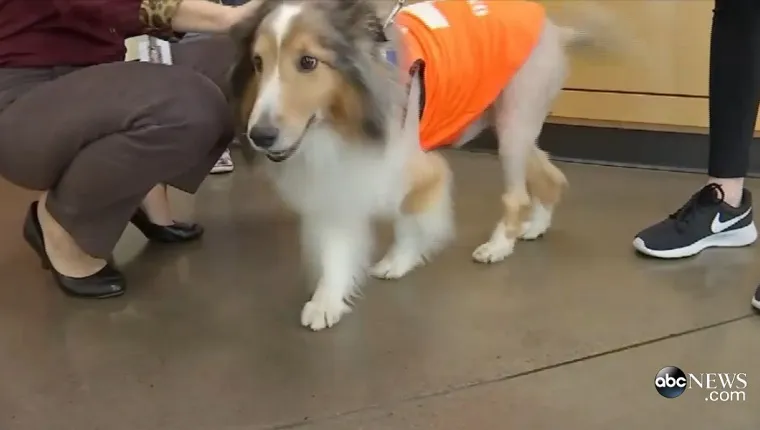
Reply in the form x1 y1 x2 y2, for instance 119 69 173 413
229 0 620 330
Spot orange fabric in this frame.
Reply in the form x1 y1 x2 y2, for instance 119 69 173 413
395 0 546 150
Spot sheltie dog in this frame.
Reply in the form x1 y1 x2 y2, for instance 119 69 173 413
228 0 620 330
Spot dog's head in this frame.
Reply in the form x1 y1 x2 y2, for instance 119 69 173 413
228 0 400 162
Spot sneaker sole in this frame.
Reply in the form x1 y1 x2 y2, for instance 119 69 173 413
210 165 234 174
632 223 758 259
752 295 760 311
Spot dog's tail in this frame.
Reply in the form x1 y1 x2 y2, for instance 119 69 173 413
554 3 637 57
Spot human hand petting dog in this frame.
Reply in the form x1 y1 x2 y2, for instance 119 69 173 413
170 0 262 34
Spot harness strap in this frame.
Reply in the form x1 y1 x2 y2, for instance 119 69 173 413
383 0 406 30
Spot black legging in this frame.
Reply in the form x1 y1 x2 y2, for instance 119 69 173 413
707 0 760 178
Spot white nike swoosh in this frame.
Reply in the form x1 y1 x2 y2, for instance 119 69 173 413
711 208 752 233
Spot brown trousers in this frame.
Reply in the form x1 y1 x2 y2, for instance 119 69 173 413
0 37 236 259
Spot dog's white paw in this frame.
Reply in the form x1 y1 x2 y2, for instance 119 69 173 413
370 253 422 280
300 299 351 331
519 204 552 241
519 223 547 241
472 239 514 264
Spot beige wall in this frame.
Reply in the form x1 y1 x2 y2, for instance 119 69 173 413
541 0 760 132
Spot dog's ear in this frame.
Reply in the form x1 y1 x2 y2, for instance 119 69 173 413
227 43 254 123
353 76 387 141
227 48 259 162
323 0 386 42
329 68 387 142
331 53 391 142
227 25 256 160
316 0 392 142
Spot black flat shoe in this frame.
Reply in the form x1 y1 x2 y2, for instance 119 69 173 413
130 208 204 243
23 202 125 299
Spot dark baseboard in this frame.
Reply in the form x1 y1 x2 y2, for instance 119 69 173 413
465 123 760 178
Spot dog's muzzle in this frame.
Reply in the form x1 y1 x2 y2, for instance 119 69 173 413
248 126 279 149
260 115 316 163
264 148 296 163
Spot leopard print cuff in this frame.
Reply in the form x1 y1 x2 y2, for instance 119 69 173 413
140 0 184 38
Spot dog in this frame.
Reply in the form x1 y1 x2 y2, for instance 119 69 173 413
229 0 619 330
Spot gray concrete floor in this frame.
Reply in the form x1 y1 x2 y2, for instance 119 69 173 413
0 150 758 430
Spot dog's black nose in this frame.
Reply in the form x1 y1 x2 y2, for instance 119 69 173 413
248 126 279 149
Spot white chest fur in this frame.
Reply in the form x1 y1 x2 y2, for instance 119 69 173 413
263 126 413 221
264 121 454 333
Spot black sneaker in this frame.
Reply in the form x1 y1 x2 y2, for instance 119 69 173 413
633 184 757 259
752 285 760 311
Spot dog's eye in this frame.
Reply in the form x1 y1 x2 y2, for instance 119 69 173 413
253 54 263 73
297 55 318 72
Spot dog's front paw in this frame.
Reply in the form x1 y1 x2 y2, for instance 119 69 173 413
300 299 351 331
472 239 514 264
370 253 422 280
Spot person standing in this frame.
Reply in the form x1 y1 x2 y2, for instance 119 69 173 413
630 0 760 310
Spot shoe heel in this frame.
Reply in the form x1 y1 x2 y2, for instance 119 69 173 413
129 208 152 238
23 201 53 271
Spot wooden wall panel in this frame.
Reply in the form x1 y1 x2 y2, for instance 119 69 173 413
540 0 760 131
550 90 760 132
541 0 711 96
550 90 707 128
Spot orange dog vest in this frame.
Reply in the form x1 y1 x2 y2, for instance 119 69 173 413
394 0 546 150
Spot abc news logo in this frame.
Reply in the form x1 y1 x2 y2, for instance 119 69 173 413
654 366 748 401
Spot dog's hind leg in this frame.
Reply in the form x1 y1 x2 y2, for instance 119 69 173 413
472 20 568 263
520 147 567 240
471 106 534 263
371 152 454 280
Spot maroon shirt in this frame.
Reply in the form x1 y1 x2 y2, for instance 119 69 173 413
0 0 148 67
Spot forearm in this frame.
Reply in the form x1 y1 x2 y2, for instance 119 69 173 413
169 0 236 33
54 0 261 38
